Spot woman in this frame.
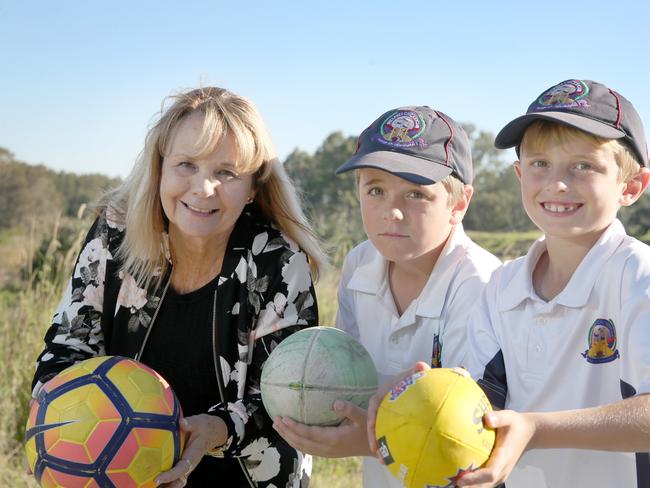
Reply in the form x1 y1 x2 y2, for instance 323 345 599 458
31 86 326 487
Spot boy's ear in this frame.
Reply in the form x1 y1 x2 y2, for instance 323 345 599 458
620 167 650 207
513 161 522 181
450 184 474 225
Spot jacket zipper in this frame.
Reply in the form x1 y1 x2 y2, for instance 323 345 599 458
212 289 256 488
134 279 171 362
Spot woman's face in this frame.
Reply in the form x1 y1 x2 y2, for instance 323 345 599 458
160 112 254 248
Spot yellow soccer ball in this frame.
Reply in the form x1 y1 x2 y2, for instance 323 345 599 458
375 367 495 488
25 356 184 487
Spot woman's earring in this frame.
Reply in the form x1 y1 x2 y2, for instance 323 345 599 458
246 196 254 204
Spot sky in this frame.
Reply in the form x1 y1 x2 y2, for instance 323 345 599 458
1 0 649 178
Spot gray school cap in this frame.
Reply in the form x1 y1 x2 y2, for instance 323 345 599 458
495 79 648 166
335 106 473 185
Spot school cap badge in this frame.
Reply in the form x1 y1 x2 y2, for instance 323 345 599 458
495 79 648 166
335 106 473 185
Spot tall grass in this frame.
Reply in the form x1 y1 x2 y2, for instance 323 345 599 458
0 216 86 487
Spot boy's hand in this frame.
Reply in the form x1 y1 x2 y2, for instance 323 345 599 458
273 400 370 457
366 361 431 458
455 410 536 487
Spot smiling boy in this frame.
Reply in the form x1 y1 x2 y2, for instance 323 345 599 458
455 80 650 488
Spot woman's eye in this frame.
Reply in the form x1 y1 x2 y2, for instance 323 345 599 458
176 161 196 173
368 187 383 196
215 166 242 180
530 160 547 168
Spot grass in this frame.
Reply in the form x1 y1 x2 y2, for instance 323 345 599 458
0 285 58 487
312 456 362 487
467 229 541 261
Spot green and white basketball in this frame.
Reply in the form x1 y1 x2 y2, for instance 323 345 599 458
261 326 378 426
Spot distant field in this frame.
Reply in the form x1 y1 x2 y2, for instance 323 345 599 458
467 229 541 261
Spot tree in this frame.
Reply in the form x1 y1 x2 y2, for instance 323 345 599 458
461 125 535 232
0 157 62 230
284 132 363 264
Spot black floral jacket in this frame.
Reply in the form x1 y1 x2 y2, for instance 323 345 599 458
32 203 318 487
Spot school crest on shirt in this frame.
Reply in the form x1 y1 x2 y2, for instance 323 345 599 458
431 333 442 368
374 110 428 149
581 318 620 364
532 79 590 111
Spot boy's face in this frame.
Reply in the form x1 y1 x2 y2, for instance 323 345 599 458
357 168 468 265
515 134 643 245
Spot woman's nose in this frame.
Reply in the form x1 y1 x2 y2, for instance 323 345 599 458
192 176 218 197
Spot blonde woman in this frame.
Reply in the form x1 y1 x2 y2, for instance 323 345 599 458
31 87 326 487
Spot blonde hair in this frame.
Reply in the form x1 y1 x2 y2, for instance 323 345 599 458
100 86 326 289
521 120 641 181
440 174 466 206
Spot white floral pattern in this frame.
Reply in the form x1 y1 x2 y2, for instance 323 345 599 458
241 437 282 482
116 271 148 311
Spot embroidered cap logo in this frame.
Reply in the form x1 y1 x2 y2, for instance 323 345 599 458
377 110 428 148
534 79 590 110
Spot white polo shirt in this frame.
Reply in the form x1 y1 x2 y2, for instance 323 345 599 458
336 224 500 488
464 219 650 488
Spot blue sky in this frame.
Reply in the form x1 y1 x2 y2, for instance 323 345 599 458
1 0 649 178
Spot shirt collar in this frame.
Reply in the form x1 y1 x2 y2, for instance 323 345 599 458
346 225 470 319
498 219 627 311
416 225 471 318
346 245 387 295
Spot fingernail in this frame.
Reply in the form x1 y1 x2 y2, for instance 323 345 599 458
180 418 188 428
333 400 343 411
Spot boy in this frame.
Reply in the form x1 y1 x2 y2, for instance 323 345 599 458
392 80 650 488
273 106 500 487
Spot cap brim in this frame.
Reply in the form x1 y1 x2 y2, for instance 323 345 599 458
495 112 626 149
335 150 453 185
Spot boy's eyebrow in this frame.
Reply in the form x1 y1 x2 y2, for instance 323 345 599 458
361 178 385 186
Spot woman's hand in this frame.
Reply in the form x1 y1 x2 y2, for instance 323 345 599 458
455 410 536 487
155 414 228 487
273 400 371 457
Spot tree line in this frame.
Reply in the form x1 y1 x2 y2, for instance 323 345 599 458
0 147 121 231
2 124 649 263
